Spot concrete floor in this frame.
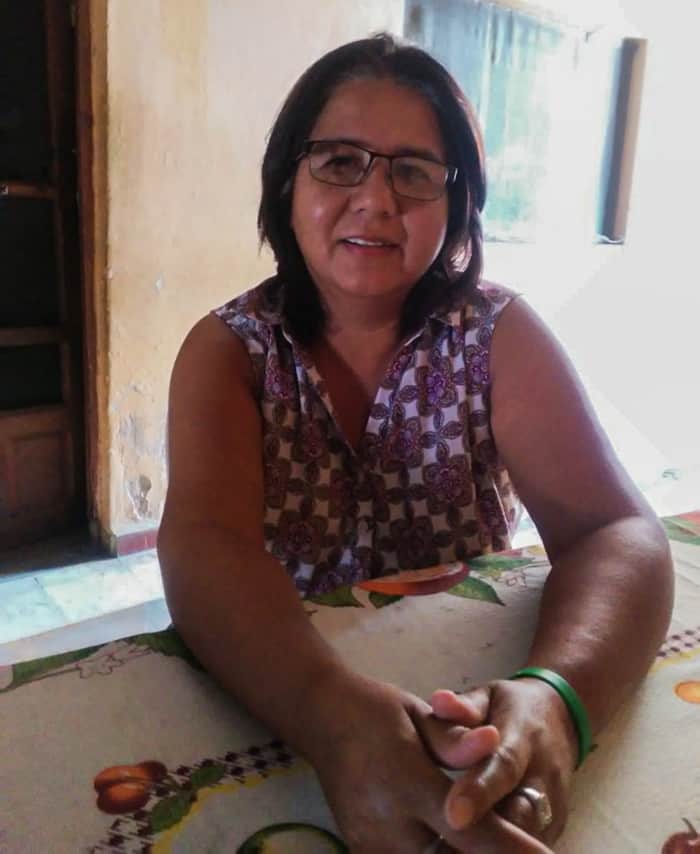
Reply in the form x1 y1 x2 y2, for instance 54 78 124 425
0 542 165 646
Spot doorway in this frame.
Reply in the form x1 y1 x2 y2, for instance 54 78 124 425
0 0 86 551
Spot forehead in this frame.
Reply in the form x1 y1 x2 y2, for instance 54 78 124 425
310 77 446 159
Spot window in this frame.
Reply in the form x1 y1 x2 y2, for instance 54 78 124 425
405 0 645 243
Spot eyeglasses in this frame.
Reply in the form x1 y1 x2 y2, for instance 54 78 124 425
298 139 457 201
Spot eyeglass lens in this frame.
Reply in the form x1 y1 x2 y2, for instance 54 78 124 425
306 141 450 201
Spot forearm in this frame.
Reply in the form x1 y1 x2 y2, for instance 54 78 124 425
524 514 674 735
157 522 358 760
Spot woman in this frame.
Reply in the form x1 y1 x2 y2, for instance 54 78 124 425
158 34 673 852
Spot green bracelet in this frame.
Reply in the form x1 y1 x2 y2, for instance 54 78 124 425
509 666 593 768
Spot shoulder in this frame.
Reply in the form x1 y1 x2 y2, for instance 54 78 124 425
432 279 520 353
213 276 284 339
174 278 282 395
435 279 520 330
170 312 255 398
468 280 520 321
486 294 653 555
489 293 560 383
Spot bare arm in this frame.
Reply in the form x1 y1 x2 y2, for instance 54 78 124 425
436 297 674 843
490 297 673 733
157 314 353 758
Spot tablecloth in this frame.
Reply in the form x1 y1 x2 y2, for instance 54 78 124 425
1 511 699 853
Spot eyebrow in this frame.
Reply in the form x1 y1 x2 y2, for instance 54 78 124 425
315 137 446 165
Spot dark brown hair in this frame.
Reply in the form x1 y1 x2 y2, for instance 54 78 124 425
258 33 486 346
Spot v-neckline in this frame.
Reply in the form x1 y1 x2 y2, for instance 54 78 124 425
294 330 425 456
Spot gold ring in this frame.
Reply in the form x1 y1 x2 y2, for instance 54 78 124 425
514 785 553 831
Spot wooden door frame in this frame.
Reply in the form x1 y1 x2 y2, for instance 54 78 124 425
75 0 108 537
74 3 158 556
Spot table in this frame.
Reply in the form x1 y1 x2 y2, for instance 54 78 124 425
1 511 699 853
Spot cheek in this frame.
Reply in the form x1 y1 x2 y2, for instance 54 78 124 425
291 188 341 259
408 202 448 260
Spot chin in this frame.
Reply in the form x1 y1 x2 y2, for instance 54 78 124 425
334 276 413 300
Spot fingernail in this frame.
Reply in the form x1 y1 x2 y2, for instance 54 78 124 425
448 795 474 829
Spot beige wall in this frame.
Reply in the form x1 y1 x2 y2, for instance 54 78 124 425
95 0 404 542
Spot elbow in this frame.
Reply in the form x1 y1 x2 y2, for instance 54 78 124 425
636 513 675 631
156 520 191 627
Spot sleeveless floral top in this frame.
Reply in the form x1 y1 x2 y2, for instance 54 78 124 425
214 277 520 597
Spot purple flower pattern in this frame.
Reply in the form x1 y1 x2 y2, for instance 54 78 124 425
214 279 519 596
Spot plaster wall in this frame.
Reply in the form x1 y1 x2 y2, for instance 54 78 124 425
98 0 403 539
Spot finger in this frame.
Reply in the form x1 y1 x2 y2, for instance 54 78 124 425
469 811 555 853
409 764 541 854
374 822 438 854
408 765 550 854
430 688 491 725
438 810 555 854
337 814 433 853
404 709 541 853
496 789 548 843
444 739 528 829
496 778 567 845
416 713 500 770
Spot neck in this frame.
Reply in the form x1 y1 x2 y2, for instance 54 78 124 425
310 294 405 398
323 316 402 371
321 288 405 349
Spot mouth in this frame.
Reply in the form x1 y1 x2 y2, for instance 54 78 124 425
341 236 399 252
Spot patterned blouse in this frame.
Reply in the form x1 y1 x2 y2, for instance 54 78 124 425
214 277 520 597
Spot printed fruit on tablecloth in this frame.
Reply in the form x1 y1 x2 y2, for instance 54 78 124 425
674 681 700 704
94 760 167 814
94 760 167 791
358 562 469 596
96 781 150 815
237 823 347 853
662 819 700 853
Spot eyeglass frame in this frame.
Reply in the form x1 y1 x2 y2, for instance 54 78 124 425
296 138 459 201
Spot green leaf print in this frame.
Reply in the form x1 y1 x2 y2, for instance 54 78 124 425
467 556 534 578
149 791 193 833
663 518 700 545
369 592 404 609
307 586 362 608
448 576 505 606
189 763 226 792
238 823 349 853
1 646 101 693
130 628 204 670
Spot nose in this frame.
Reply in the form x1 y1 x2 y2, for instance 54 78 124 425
349 156 399 215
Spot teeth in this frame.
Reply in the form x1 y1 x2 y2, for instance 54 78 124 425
346 237 390 247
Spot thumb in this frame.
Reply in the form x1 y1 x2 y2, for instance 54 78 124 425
414 714 499 770
431 687 492 726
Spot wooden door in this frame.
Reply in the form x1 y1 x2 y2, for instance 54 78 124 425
0 0 85 550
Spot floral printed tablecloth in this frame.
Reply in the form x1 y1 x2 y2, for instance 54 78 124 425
1 511 699 853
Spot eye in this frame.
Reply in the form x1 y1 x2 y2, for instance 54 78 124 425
324 154 364 172
394 159 435 186
314 151 363 173
308 143 368 182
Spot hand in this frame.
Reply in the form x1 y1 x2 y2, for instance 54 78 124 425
430 679 579 846
305 674 554 852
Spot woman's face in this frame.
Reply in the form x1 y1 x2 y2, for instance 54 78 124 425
290 77 449 310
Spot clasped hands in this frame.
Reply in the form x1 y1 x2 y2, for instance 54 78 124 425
309 675 579 853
